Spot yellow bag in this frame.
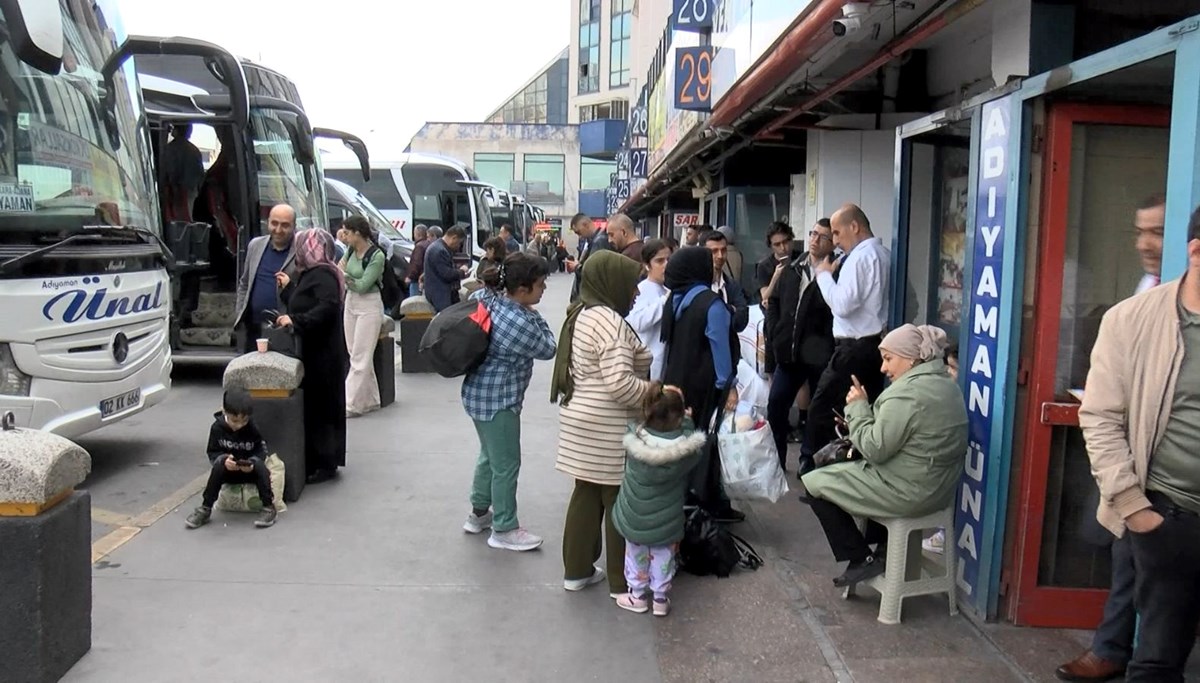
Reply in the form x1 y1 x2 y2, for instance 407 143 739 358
215 453 287 512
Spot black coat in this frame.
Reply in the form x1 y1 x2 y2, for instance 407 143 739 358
765 252 834 373
281 267 348 474
569 230 614 302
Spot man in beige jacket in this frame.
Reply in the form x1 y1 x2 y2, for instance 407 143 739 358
1079 206 1200 682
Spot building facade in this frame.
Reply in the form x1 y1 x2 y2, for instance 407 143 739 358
486 48 571 125
615 0 1200 628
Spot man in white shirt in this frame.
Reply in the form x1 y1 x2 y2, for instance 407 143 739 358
800 203 891 475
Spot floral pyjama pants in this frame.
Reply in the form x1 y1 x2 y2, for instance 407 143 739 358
624 541 677 600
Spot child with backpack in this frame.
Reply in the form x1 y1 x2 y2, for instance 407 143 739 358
612 385 707 616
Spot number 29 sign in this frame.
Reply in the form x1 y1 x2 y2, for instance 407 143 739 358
674 46 713 112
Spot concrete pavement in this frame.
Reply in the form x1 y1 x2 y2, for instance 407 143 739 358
64 270 1142 682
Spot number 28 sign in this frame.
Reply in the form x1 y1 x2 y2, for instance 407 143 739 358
674 46 713 112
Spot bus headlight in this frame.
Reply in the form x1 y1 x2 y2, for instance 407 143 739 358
0 344 32 396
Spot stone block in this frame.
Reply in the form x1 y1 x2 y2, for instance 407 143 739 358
0 491 91 683
222 351 304 391
400 317 435 374
0 427 90 505
399 295 435 319
247 392 306 502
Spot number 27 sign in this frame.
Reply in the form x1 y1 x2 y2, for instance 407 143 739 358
674 46 713 112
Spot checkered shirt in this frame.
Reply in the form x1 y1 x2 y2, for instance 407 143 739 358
461 289 557 421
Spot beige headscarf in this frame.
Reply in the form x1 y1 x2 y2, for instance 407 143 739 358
879 324 948 363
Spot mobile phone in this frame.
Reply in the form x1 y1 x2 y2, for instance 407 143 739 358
236 459 252 467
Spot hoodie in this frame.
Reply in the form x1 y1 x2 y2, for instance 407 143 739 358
611 422 707 546
205 411 268 463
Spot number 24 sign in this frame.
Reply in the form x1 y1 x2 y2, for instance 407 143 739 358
674 46 713 112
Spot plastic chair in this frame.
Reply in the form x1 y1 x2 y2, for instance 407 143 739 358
842 505 958 625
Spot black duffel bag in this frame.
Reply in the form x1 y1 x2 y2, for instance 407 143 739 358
679 505 764 578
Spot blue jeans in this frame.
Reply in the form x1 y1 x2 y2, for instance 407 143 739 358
1092 535 1136 664
767 362 824 470
408 281 421 298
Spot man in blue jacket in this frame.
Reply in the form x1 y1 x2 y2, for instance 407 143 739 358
424 225 469 312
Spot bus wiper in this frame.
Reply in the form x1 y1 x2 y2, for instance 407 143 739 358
0 225 175 276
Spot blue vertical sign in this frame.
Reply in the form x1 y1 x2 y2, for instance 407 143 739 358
956 95 1011 609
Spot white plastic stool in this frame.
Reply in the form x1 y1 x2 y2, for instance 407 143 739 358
842 506 957 625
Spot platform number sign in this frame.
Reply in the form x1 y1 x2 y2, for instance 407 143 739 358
672 0 712 32
606 187 619 214
616 179 630 200
674 46 714 112
630 103 649 138
630 148 648 179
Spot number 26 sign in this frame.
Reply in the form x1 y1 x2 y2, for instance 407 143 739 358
674 46 713 112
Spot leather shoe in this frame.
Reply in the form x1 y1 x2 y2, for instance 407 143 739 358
1055 651 1125 682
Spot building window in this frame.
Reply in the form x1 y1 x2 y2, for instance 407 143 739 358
581 158 617 190
474 153 515 192
578 0 601 94
523 153 565 201
579 99 629 123
610 0 632 88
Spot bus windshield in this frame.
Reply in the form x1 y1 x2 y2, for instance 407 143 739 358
0 0 157 238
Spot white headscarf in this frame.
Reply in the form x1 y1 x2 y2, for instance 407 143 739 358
879 324 948 362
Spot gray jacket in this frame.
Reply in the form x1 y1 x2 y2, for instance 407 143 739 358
235 234 298 325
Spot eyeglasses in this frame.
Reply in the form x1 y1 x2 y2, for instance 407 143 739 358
808 230 832 241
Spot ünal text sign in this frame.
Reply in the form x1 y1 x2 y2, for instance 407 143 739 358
956 95 1011 607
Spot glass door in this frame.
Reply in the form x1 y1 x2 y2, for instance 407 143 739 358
1010 103 1170 626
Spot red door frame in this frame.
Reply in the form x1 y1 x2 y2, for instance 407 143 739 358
1008 103 1171 627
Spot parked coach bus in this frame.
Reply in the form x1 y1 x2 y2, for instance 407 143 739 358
0 0 175 438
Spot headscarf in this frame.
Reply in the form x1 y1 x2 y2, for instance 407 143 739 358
660 246 714 344
294 229 345 299
550 250 644 406
879 324 948 363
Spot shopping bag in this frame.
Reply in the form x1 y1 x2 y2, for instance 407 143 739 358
215 453 288 512
717 415 789 503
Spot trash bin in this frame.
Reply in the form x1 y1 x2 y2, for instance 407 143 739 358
398 296 436 374
0 412 92 683
223 352 306 502
374 316 396 407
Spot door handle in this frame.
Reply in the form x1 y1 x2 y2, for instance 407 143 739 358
1041 402 1080 426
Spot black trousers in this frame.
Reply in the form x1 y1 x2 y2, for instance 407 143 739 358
237 318 264 354
1127 491 1200 682
1090 534 1137 665
809 497 888 563
767 361 824 469
201 455 274 508
802 336 885 466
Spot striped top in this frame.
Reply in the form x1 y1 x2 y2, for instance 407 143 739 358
555 306 653 486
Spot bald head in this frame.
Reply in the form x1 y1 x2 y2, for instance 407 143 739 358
830 203 872 252
268 204 296 249
607 213 636 249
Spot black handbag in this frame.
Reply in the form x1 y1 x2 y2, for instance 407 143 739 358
813 437 858 468
261 308 302 359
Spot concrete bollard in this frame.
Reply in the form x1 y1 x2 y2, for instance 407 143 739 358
399 296 436 374
0 412 93 683
223 352 306 502
374 316 396 407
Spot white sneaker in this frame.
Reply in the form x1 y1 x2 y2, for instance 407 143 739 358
564 567 606 591
922 529 945 554
487 528 543 552
462 510 493 534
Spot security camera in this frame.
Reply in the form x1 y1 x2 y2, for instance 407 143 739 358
832 2 869 36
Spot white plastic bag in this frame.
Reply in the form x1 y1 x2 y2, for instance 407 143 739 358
216 453 288 512
717 415 789 503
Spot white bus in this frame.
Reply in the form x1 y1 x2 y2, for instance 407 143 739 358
323 154 493 261
0 0 173 438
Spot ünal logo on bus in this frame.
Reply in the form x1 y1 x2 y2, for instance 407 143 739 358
42 282 165 323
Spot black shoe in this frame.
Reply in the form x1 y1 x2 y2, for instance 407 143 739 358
797 458 815 479
306 469 338 484
833 555 886 588
714 507 746 524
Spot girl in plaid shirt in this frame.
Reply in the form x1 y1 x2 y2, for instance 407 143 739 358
461 253 557 551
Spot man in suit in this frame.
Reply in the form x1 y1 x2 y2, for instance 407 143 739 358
424 225 469 312
235 204 297 353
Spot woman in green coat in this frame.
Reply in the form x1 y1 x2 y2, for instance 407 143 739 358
800 324 967 588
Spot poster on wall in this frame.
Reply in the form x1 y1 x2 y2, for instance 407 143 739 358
937 147 970 326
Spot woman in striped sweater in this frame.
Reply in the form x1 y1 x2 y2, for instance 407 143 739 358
551 250 652 597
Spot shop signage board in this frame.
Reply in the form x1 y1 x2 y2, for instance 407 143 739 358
712 0 816 105
672 213 700 228
957 94 1012 613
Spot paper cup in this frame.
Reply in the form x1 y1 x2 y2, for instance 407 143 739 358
256 338 269 353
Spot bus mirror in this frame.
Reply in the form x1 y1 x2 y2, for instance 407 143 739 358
312 127 370 182
0 0 64 74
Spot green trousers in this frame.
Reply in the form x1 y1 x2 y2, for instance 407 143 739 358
562 479 627 594
470 410 522 533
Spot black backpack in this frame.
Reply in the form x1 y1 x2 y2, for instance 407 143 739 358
679 506 764 578
417 299 492 377
367 244 402 314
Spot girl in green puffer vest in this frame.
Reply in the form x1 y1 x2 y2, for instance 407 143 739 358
612 385 707 617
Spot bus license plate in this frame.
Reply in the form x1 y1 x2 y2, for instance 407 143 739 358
100 389 141 418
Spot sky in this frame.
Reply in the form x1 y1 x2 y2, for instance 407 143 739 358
116 0 570 161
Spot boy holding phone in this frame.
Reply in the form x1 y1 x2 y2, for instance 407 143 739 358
185 389 277 529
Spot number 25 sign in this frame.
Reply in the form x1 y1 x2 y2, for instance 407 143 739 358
674 46 713 112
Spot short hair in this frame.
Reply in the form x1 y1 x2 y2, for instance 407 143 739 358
1139 193 1166 211
766 221 793 243
608 213 634 234
413 223 429 239
223 388 253 417
640 238 670 266
570 213 591 229
445 225 467 240
701 229 726 245
499 223 514 235
428 225 443 238
483 236 507 256
342 215 373 241
816 217 832 228
664 236 680 250
1189 204 1200 243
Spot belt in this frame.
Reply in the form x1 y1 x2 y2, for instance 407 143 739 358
1147 489 1200 518
834 333 882 344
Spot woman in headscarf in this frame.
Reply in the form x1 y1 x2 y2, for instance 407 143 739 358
553 250 652 597
276 229 350 484
800 324 968 588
